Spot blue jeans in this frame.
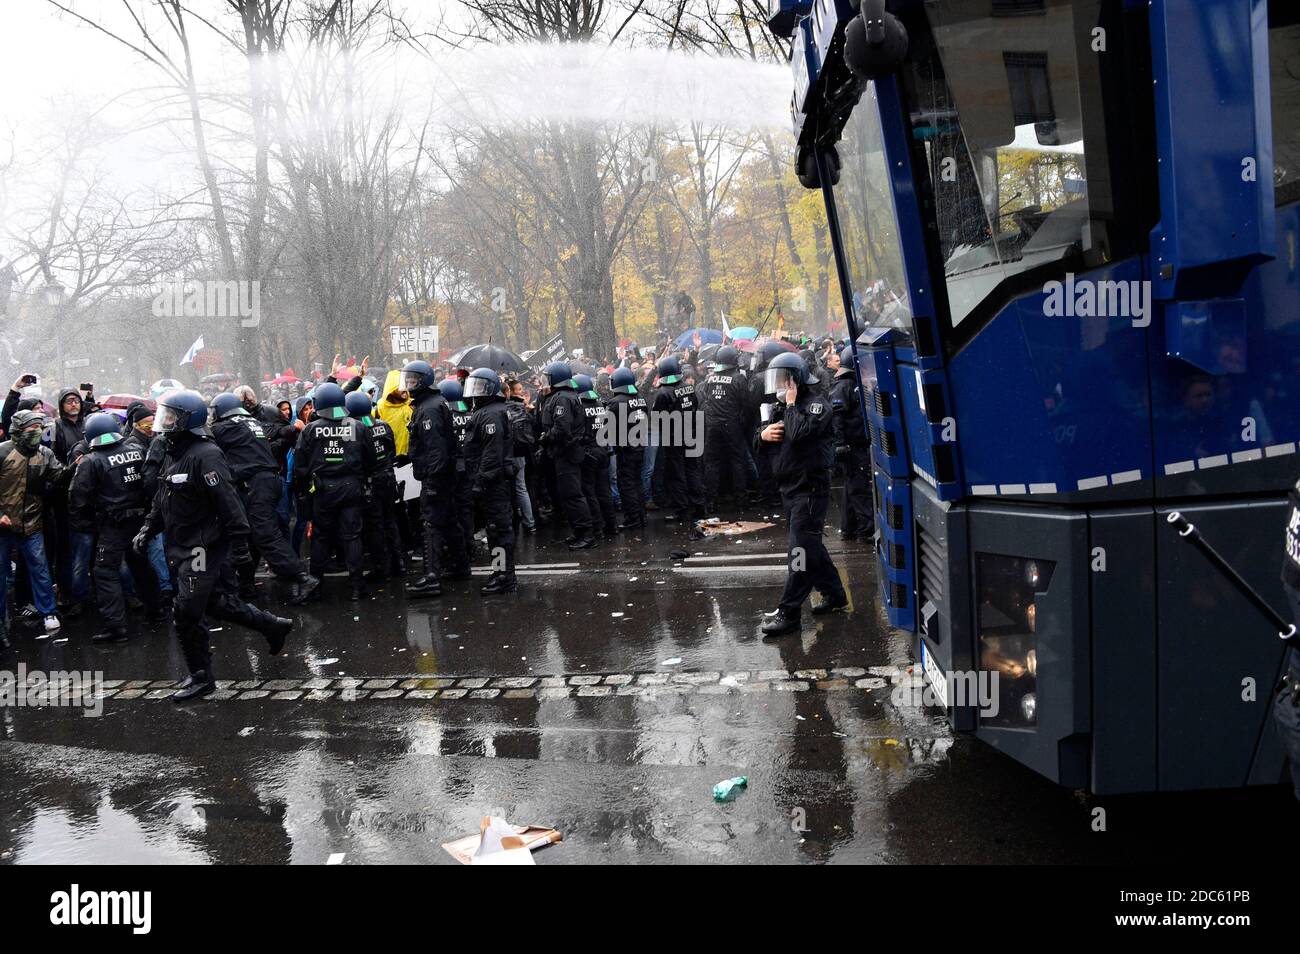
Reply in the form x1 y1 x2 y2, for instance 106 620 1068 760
641 442 658 497
149 533 171 593
512 457 535 529
0 530 56 618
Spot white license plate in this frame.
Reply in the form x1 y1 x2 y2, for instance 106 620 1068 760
920 641 948 710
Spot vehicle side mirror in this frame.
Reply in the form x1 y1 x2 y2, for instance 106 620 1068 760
844 0 908 80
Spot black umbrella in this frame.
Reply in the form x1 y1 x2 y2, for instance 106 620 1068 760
448 343 527 374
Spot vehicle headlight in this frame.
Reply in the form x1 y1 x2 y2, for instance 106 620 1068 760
976 554 1055 728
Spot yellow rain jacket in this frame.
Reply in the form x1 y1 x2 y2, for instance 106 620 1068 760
376 369 412 456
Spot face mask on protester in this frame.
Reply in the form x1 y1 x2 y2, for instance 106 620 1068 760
15 426 43 451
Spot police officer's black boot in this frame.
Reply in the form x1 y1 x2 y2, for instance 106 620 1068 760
290 572 321 605
91 627 129 644
173 670 216 702
406 575 442 598
257 612 294 655
811 592 850 615
760 607 801 636
480 548 517 596
350 583 370 601
0 624 11 655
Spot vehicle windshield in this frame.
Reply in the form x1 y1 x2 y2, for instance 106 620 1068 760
829 83 914 340
904 0 1109 328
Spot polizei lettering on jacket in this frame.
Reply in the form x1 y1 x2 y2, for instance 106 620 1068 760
105 449 144 468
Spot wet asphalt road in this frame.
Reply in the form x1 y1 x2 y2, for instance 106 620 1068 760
0 503 1292 864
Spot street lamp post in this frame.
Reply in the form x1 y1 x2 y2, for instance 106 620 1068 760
43 280 65 388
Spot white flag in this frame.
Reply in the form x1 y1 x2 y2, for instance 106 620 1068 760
180 335 204 365
721 311 730 342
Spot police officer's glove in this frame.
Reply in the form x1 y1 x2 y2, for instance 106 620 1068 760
131 528 152 556
394 454 410 467
834 444 849 459
363 482 374 503
470 482 484 497
233 543 254 568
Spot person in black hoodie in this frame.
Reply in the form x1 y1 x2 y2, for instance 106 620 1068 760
50 385 98 617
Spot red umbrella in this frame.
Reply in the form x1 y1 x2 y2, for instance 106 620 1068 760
98 393 155 412
271 373 300 385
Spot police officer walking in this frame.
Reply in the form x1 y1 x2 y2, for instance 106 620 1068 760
403 360 466 597
134 390 293 701
577 373 617 539
539 362 595 550
652 355 706 536
463 368 518 595
344 390 406 581
606 367 647 531
829 347 875 540
68 413 165 643
209 393 320 602
701 345 748 509
757 353 849 636
292 382 376 602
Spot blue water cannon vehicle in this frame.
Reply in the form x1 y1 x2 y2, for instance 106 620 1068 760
769 0 1300 793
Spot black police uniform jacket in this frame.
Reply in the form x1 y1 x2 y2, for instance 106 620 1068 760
771 389 834 498
830 371 870 450
701 369 745 431
605 391 648 450
69 439 151 532
358 415 397 480
143 435 250 561
465 399 514 490
210 413 280 482
293 415 376 495
541 387 586 465
407 388 455 482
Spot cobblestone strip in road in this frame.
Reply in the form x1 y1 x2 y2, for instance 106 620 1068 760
59 667 924 703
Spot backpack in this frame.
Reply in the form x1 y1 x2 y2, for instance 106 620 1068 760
505 400 535 448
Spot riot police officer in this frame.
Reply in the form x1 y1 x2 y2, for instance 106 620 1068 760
757 352 849 636
539 362 595 550
134 390 293 701
463 368 518 595
577 373 617 539
68 413 164 643
606 367 647 530
440 378 477 565
292 382 376 602
209 392 319 601
344 390 405 580
652 355 706 535
701 345 748 508
404 359 465 597
830 346 874 539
